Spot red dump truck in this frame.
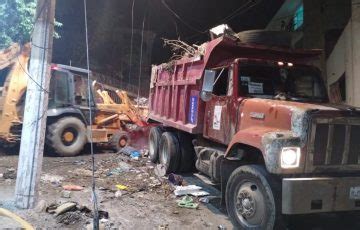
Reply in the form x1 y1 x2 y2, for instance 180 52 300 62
147 34 360 228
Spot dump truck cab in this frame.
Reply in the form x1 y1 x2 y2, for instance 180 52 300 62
148 34 360 229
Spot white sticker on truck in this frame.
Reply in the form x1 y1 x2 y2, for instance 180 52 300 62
248 82 263 94
213 105 222 130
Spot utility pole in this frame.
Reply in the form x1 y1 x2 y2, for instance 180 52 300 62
15 0 56 209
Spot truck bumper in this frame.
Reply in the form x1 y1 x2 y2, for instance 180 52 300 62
282 177 360 214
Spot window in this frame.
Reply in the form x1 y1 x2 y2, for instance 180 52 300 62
238 62 327 102
50 70 71 105
293 4 304 30
213 68 229 96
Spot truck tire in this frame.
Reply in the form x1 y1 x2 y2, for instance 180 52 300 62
226 165 284 229
111 131 131 152
159 132 180 174
46 117 87 157
177 132 196 172
149 126 163 163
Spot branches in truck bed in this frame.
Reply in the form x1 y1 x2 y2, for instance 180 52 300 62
163 38 203 61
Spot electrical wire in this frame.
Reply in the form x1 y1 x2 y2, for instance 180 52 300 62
83 0 99 229
161 0 206 34
137 10 146 105
128 0 135 86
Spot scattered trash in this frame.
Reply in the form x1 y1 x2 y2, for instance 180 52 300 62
98 210 109 219
218 224 227 230
168 173 184 186
177 196 198 209
73 168 93 177
154 164 166 177
174 185 209 197
73 160 86 165
62 185 84 191
56 210 82 225
34 200 47 213
199 197 209 203
115 191 123 198
116 184 128 190
158 224 170 230
119 146 137 156
54 202 77 216
190 191 210 197
61 190 72 198
41 174 64 186
141 149 149 157
130 151 141 159
3 168 16 179
0 173 3 178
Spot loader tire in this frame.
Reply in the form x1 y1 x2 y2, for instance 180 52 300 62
111 131 131 152
148 126 163 163
46 117 87 157
159 132 180 174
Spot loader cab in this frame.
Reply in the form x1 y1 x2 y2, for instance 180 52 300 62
49 65 96 123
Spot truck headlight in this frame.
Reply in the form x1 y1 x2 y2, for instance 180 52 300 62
281 147 300 168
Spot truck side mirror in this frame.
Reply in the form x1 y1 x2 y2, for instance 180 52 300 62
201 70 216 102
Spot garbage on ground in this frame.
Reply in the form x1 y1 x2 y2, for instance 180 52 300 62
62 185 84 191
177 196 199 209
174 185 209 197
61 190 72 198
158 224 170 230
130 151 141 160
118 146 137 156
154 164 166 177
199 197 209 203
168 173 184 186
218 225 227 230
41 174 64 186
52 202 77 216
115 191 123 198
3 168 16 179
116 184 128 190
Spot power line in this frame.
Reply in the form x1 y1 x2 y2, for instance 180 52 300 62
137 10 146 104
161 0 206 34
128 0 135 85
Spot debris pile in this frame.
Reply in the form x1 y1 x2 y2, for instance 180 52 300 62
163 38 205 61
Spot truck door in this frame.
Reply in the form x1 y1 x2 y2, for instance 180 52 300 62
72 74 96 123
203 66 236 144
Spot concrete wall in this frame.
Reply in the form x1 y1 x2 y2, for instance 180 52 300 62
326 0 360 106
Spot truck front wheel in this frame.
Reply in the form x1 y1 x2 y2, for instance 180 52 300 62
46 117 87 157
226 165 283 229
159 132 180 174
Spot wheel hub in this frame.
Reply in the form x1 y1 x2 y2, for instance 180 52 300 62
63 131 75 143
119 137 127 147
237 191 255 218
235 181 266 227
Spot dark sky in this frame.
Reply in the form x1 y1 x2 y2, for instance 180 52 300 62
53 0 284 75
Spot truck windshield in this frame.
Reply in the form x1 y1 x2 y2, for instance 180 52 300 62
238 62 328 102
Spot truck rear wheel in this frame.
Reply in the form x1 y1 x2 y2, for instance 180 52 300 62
226 165 283 229
46 117 87 157
177 132 196 172
159 132 180 174
149 126 163 163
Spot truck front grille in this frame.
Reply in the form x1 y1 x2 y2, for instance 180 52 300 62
310 118 360 167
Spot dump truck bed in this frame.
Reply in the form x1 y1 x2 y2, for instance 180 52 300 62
148 36 321 134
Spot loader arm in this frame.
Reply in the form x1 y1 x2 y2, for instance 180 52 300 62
0 43 31 142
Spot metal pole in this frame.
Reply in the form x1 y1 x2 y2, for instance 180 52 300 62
15 0 56 209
